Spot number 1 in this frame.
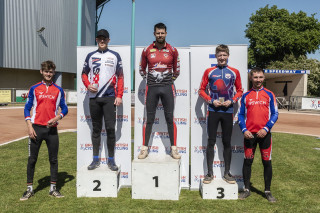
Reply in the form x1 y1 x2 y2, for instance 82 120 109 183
152 176 159 187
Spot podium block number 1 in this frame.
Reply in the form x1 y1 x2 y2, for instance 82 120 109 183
93 180 102 191
153 176 159 187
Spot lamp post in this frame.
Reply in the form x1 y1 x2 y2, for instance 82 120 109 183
131 0 136 91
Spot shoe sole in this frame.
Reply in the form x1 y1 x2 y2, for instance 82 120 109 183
87 165 100 170
170 154 181 159
138 155 148 159
223 178 236 184
203 180 213 184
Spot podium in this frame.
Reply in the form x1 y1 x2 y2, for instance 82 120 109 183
77 165 121 197
132 155 181 200
201 179 238 200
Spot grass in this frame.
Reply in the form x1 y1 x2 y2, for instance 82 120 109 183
0 132 320 212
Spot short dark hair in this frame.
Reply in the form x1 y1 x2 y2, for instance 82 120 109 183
215 44 229 55
249 67 264 77
154 23 167 32
41 60 56 71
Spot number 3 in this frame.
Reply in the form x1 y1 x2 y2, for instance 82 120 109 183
217 187 225 199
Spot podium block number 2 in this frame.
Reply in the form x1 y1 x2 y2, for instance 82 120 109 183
217 187 225 199
152 176 159 187
93 180 102 191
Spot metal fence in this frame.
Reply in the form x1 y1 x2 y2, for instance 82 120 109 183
0 88 76 106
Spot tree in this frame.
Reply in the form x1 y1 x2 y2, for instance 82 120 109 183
267 55 320 96
246 5 320 68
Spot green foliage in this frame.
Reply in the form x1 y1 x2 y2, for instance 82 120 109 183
267 55 320 96
246 5 320 68
1 132 320 212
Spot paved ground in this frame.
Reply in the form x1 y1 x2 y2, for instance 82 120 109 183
0 107 319 145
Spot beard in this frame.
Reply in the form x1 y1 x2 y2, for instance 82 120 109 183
156 38 165 44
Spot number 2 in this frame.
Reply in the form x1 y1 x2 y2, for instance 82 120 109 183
93 180 101 191
217 187 225 199
152 176 159 187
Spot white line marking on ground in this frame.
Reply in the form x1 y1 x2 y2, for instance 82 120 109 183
0 129 77 146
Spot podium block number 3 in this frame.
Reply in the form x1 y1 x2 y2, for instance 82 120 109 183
217 187 225 199
152 176 159 187
93 180 102 191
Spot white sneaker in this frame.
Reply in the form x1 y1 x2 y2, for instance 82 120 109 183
138 145 148 159
171 146 181 159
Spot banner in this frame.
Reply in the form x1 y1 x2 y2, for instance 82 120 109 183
16 90 29 102
77 45 132 187
0 90 11 103
301 97 320 110
134 47 190 188
190 45 248 190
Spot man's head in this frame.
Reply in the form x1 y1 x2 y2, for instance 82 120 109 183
250 67 265 89
40 60 56 82
215 44 229 67
96 29 110 51
154 23 167 44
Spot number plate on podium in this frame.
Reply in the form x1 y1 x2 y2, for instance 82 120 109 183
201 179 238 199
132 155 181 200
77 165 120 197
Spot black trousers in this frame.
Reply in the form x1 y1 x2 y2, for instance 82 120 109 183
143 84 177 146
27 125 59 184
206 112 233 175
89 97 116 158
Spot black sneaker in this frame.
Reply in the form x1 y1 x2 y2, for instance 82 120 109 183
107 159 118 171
49 187 64 198
87 161 100 170
265 191 277 203
203 174 214 184
239 189 251 200
20 189 34 201
223 173 236 184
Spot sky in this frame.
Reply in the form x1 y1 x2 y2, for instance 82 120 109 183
97 0 320 60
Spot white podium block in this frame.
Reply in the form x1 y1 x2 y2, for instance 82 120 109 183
77 165 121 197
132 155 181 200
201 179 238 200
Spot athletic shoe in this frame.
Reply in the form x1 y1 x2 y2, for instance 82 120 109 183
87 160 100 170
265 191 277 203
138 145 148 159
49 187 64 198
223 173 236 184
203 174 214 184
107 159 119 171
20 189 34 201
239 189 251 200
170 146 181 159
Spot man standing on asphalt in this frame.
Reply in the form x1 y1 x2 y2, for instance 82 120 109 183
138 23 180 159
238 67 278 202
21 60 68 200
81 29 124 171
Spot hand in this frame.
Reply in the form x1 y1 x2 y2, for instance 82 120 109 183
213 100 222 107
27 125 37 140
87 84 98 93
257 129 267 138
222 100 232 107
114 97 122 106
47 117 59 127
244 130 254 139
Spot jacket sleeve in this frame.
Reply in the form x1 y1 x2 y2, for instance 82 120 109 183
139 48 148 78
232 69 243 103
115 54 124 98
264 92 279 132
81 54 91 88
198 68 212 104
24 87 35 120
172 47 180 80
238 95 247 133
